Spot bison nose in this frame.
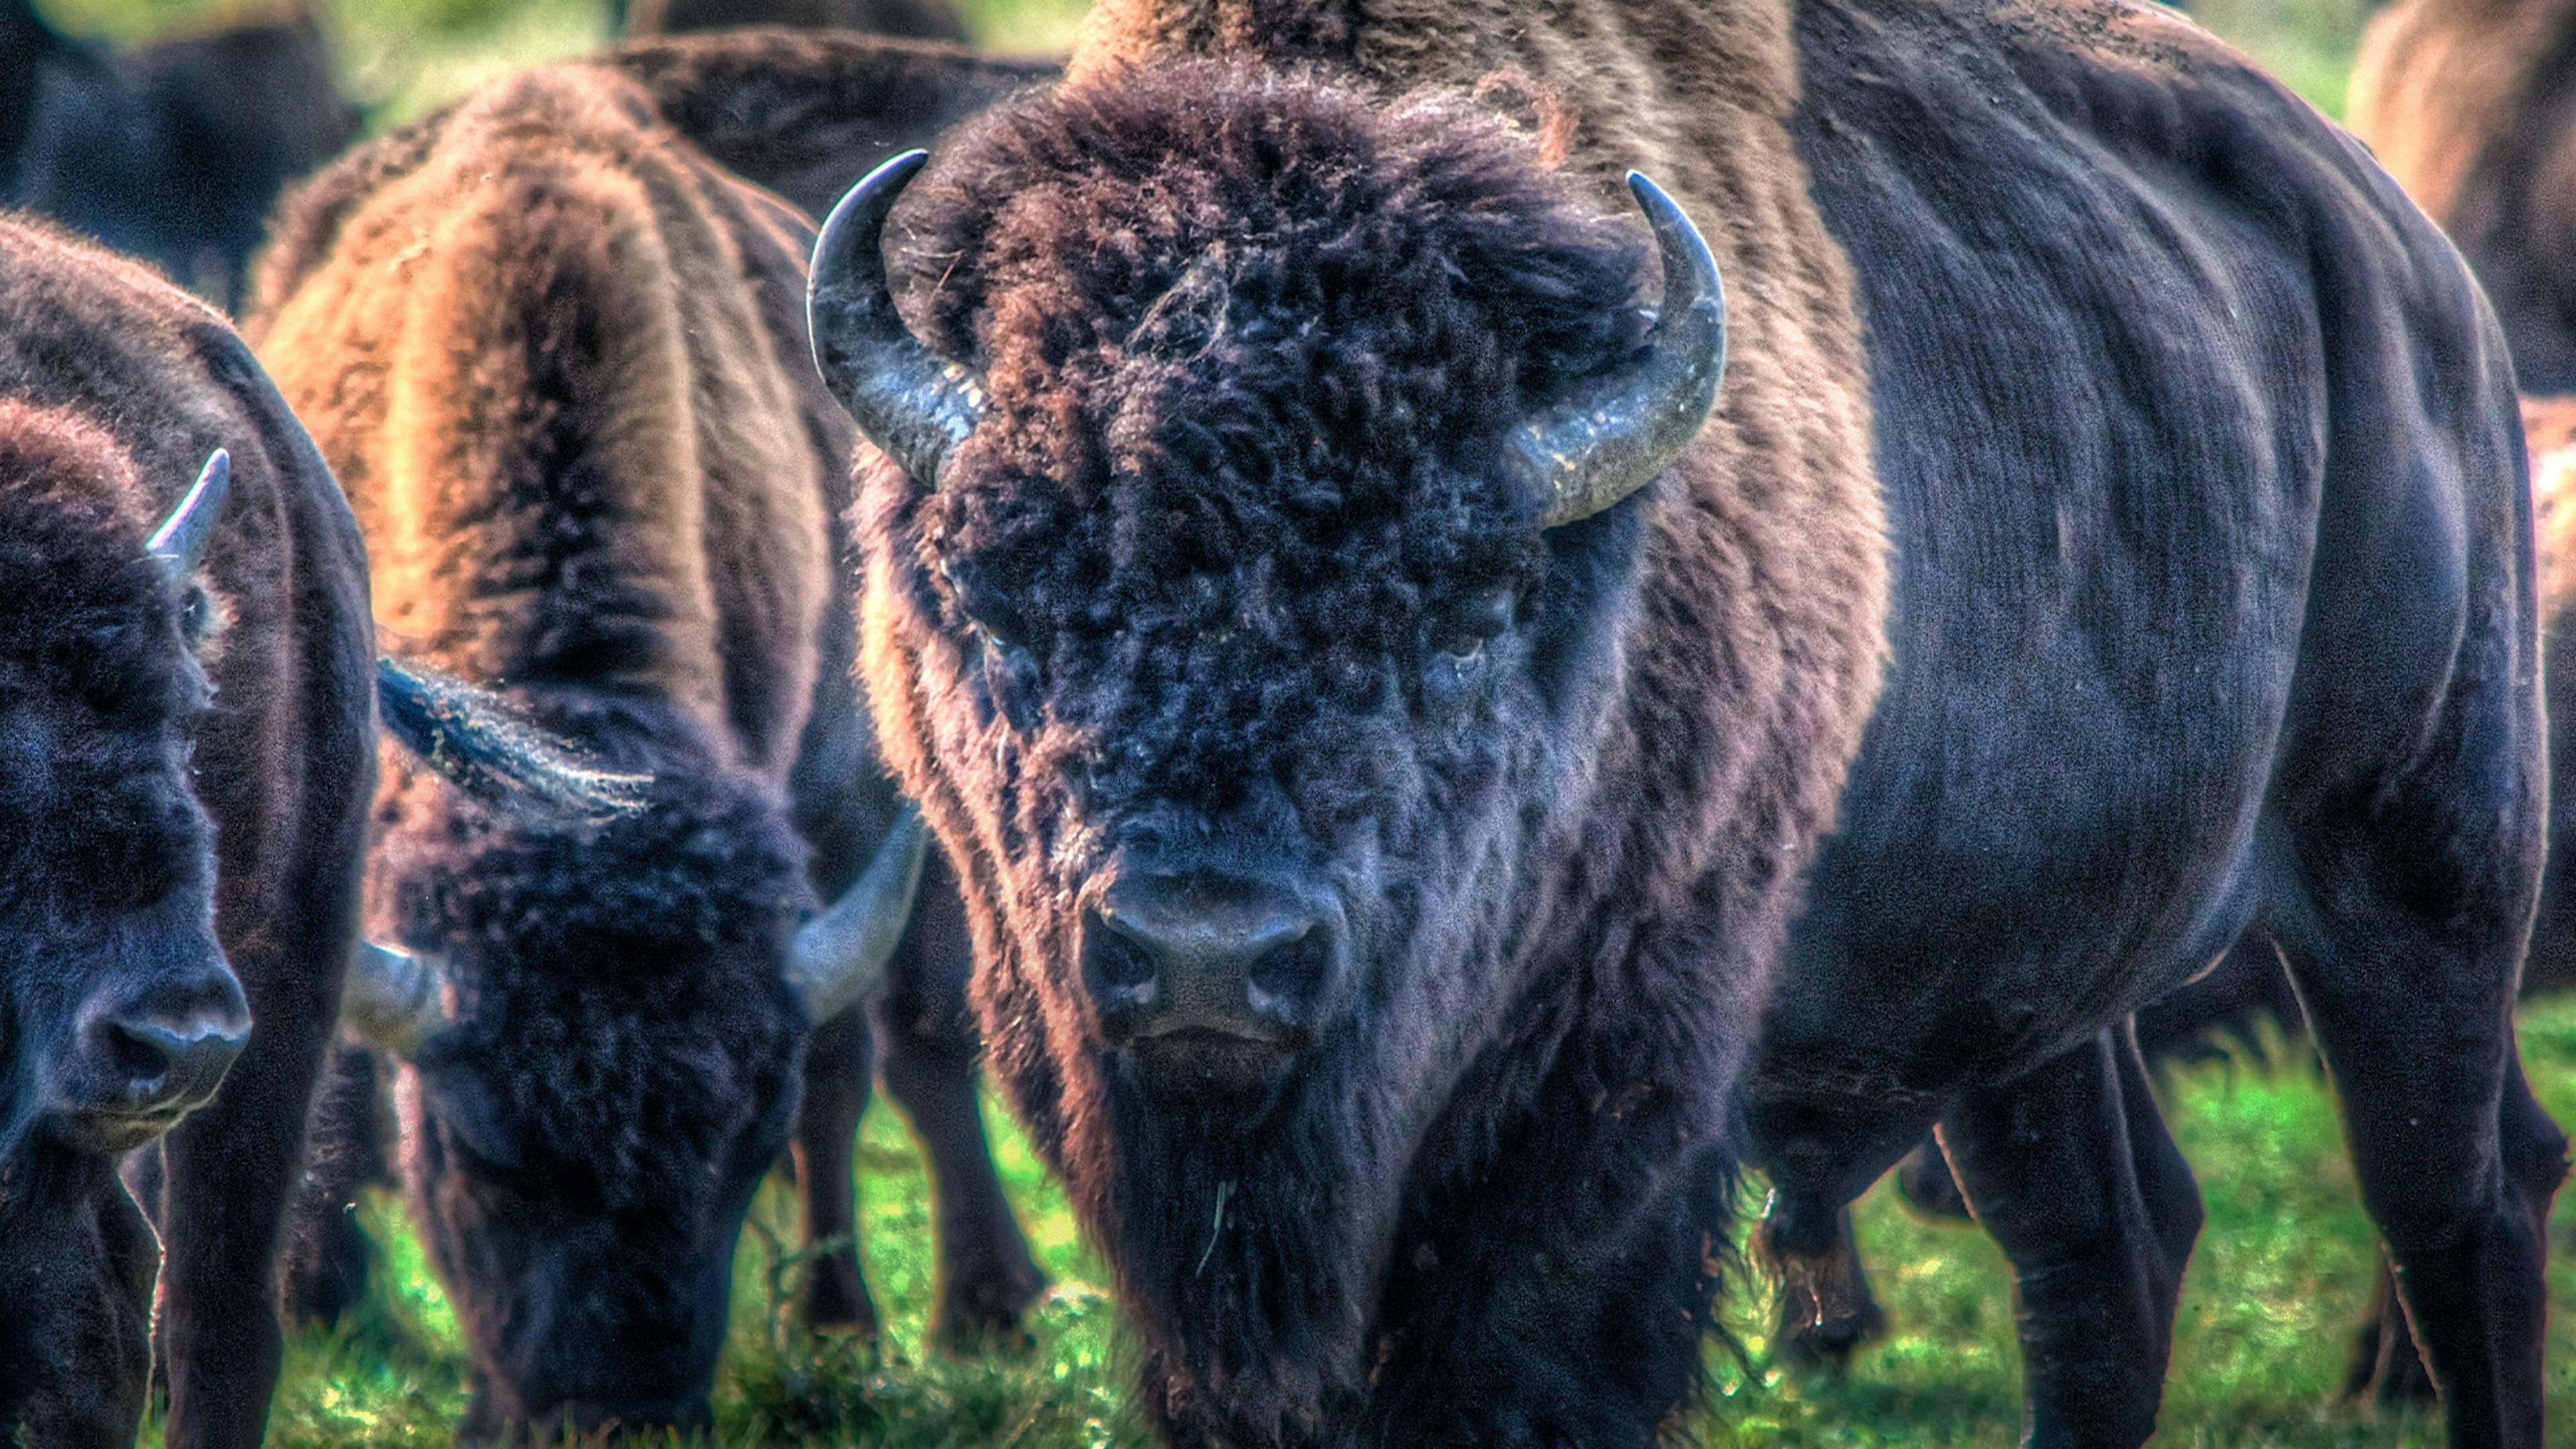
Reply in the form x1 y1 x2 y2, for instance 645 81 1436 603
1083 873 1342 1047
80 962 251 1122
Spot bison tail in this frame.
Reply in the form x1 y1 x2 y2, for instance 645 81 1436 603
374 657 652 828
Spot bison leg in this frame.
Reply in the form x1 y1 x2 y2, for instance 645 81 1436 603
793 1002 880 1336
1937 1024 2202 1449
2271 900 2565 1449
277 1044 389 1328
1894 1134 1972 1220
875 875 1046 1350
2342 1255 2436 1405
155 934 346 1448
1759 1198 1888 1371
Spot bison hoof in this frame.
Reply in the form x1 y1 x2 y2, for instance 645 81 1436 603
2342 1312 2436 1405
1775 1295 1888 1373
802 1260 881 1340
932 1260 1051 1355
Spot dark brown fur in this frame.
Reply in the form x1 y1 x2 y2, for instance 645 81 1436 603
1 0 361 308
855 23 1884 1440
0 215 376 1449
604 30 1058 219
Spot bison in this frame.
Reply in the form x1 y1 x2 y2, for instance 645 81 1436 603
1 0 361 309
262 30 1058 1358
248 63 994 1440
0 216 609 1449
806 0 2561 1442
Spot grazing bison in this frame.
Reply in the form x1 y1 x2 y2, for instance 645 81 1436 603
1 0 361 309
249 64 975 1440
622 0 971 44
807 0 2561 1442
261 32 1056 1358
2349 0 2576 393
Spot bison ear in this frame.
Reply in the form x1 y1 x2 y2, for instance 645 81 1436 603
375 657 652 829
807 150 988 486
417 1053 526 1175
1511 173 1727 529
148 449 232 586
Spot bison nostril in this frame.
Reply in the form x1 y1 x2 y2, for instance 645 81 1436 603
103 1012 250 1116
1248 930 1331 1010
1089 916 1159 991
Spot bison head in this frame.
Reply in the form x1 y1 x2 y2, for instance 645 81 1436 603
809 64 1723 1432
338 735 924 1442
0 411 247 1446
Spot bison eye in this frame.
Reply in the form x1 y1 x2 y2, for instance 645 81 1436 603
936 555 1032 650
1436 587 1516 661
983 635 1041 732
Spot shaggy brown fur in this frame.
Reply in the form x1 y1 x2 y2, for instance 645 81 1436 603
247 62 1028 1439
2350 0 2576 390
0 215 376 1449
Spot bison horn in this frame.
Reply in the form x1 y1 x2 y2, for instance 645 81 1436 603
343 941 453 1059
148 449 231 584
1513 173 1728 529
376 657 653 829
808 150 988 486
791 804 931 1026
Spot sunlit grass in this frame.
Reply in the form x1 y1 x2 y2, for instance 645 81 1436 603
214 996 2576 1447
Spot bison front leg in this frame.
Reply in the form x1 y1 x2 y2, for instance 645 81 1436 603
276 1044 390 1328
1363 1081 1739 1446
794 1002 881 1336
1935 1024 2203 1449
156 932 350 1448
874 872 1046 1350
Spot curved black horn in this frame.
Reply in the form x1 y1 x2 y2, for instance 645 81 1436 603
808 150 988 486
148 449 231 584
791 805 931 1026
343 941 451 1059
1510 173 1727 529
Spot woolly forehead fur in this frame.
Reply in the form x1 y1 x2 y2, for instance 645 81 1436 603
892 62 1651 812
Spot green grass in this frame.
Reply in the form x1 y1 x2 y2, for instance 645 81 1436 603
200 997 2576 1448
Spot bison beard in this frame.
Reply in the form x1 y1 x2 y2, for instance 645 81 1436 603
840 66 1782 1446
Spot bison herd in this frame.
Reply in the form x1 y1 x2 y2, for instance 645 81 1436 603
0 0 2571 1445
